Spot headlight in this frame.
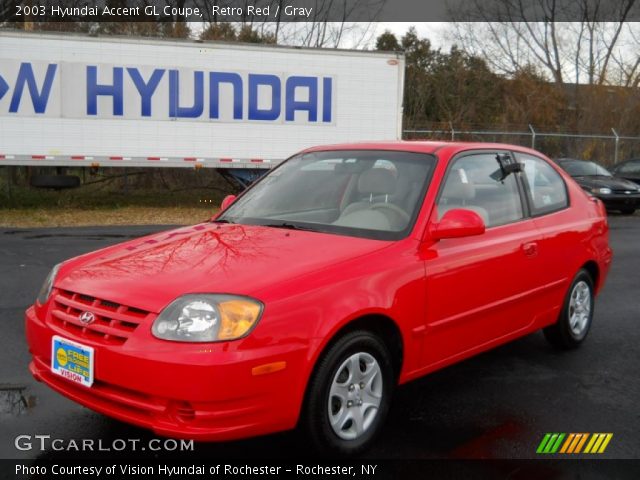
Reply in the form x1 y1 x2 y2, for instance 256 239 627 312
152 294 263 342
36 264 60 305
593 187 612 195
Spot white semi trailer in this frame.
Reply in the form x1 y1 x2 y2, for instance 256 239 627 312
0 30 404 183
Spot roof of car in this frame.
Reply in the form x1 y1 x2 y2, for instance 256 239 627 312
300 141 548 158
558 158 608 166
557 158 587 163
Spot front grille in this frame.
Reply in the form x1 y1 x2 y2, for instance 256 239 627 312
49 290 151 345
612 189 639 194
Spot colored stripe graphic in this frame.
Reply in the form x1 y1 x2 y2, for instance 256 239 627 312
536 433 552 453
592 434 607 453
568 433 581 453
544 433 559 453
538 433 613 454
559 433 575 453
584 433 598 453
598 434 613 453
584 433 614 454
537 433 565 453
574 433 588 453
550 433 565 453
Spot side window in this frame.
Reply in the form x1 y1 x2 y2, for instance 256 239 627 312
437 153 524 228
517 154 568 215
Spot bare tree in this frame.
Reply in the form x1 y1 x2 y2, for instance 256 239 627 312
610 23 640 87
0 0 15 23
449 0 640 86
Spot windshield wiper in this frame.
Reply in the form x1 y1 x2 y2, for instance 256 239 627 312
212 218 235 224
263 222 319 232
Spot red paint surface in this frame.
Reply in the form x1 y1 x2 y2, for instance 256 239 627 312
26 141 612 441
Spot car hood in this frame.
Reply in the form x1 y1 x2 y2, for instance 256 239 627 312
615 173 640 184
572 175 640 191
56 223 390 312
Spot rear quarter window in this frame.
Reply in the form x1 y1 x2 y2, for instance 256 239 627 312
516 153 569 216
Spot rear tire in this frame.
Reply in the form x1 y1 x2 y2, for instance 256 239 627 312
544 269 594 349
301 330 394 456
620 207 635 215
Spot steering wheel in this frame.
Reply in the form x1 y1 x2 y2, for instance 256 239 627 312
370 203 410 227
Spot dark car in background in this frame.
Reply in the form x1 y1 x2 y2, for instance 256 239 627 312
557 158 640 215
611 159 640 186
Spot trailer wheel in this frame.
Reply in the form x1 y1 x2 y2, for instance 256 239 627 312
30 175 80 190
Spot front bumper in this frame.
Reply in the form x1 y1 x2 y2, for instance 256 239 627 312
595 193 640 210
25 306 306 441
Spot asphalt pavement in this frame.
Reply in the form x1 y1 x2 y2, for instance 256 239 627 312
0 217 639 462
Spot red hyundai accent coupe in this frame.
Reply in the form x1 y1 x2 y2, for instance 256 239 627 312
26 142 612 455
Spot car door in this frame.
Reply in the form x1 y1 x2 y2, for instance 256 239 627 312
421 151 544 367
515 152 576 322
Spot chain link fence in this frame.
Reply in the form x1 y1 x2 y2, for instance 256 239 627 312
403 124 640 167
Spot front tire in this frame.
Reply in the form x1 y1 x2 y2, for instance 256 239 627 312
620 207 635 215
544 269 595 349
301 330 394 456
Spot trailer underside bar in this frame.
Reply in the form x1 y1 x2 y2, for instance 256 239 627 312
0 155 278 169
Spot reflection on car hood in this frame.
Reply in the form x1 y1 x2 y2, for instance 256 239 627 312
572 175 640 191
56 223 390 312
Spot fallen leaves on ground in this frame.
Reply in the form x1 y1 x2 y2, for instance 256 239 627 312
0 206 217 228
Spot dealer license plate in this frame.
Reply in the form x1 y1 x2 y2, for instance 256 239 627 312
51 336 94 387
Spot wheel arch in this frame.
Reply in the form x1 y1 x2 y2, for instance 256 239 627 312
581 260 600 292
296 313 403 452
337 314 403 377
297 313 404 425
313 313 404 380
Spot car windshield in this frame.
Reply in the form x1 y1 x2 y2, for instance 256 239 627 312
217 150 436 240
560 160 612 177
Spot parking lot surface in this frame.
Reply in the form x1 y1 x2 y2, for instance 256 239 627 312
1 217 639 460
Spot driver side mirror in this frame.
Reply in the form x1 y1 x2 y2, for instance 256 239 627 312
211 194 237 221
430 208 486 240
220 194 237 211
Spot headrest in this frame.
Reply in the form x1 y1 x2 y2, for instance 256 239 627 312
441 169 475 201
358 168 396 195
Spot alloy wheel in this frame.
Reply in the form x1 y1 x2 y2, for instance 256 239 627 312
568 280 591 336
328 352 383 440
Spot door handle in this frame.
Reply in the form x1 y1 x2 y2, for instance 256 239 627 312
522 242 538 257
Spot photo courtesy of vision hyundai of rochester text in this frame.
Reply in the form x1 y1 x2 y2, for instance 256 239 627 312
26 141 611 455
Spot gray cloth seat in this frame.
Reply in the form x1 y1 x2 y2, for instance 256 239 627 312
438 170 489 224
334 168 409 231
341 168 397 215
333 209 392 230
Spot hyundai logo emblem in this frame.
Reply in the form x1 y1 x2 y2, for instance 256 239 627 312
79 311 95 325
